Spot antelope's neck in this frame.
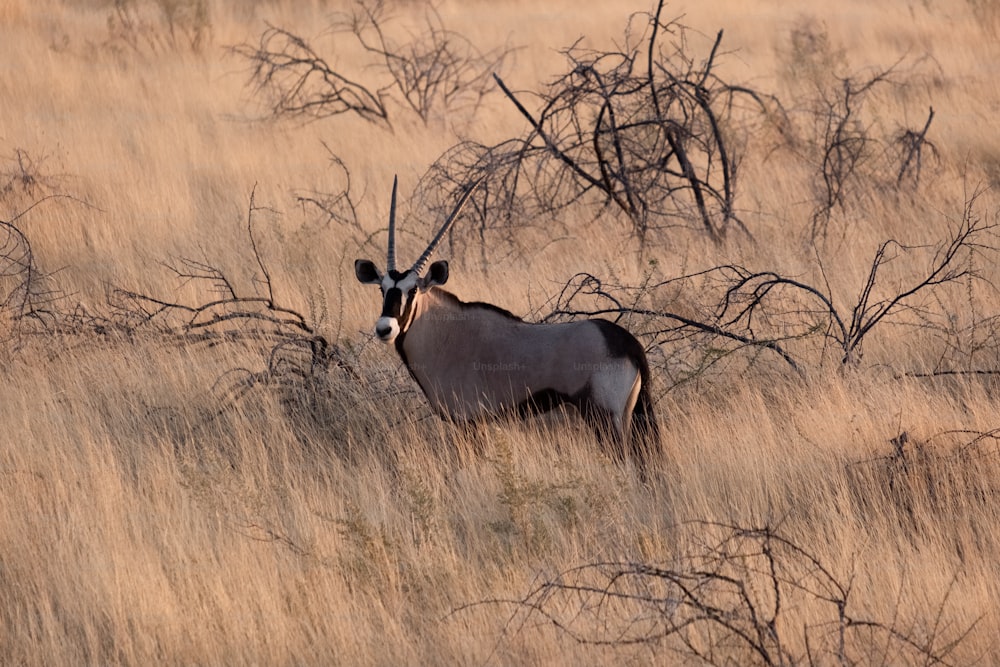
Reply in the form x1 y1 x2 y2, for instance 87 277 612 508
394 288 462 384
415 287 454 321
398 287 456 344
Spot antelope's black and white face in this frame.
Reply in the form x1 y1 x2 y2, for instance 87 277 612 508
355 175 476 343
355 260 449 343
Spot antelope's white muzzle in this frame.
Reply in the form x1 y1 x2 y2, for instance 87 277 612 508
375 316 400 342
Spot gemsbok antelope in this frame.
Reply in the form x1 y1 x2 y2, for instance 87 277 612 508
355 177 661 474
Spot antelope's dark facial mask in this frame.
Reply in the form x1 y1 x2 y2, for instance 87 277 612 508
374 271 419 343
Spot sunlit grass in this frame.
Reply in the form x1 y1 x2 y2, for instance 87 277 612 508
1 0 999 663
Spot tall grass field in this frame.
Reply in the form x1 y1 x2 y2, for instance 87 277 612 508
2 0 1000 664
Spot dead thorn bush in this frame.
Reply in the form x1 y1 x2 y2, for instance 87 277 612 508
531 191 997 385
111 186 353 415
232 0 513 128
455 521 977 665
421 0 782 251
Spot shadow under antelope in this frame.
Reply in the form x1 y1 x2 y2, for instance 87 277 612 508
355 177 661 474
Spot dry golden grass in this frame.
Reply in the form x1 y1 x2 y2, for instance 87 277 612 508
2 0 1000 664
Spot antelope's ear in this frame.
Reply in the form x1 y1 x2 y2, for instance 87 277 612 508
425 260 449 287
355 259 382 284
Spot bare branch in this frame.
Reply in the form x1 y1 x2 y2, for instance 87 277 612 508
895 106 937 188
455 522 973 664
231 22 390 125
111 189 342 389
246 184 275 307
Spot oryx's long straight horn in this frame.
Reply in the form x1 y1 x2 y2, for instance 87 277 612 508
386 175 399 272
410 177 483 274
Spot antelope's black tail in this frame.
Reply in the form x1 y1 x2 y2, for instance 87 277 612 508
631 374 662 475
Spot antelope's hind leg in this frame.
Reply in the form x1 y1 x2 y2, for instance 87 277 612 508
585 367 647 474
577 398 629 464
585 366 642 454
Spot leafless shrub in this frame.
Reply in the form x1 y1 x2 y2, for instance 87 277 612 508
111 187 356 425
807 64 909 238
696 198 995 370
0 149 58 205
422 1 779 252
107 187 410 461
232 22 390 126
231 0 513 128
776 30 943 241
848 429 1000 553
531 268 804 388
533 193 996 383
0 156 119 358
0 193 103 357
458 522 976 664
292 143 362 232
0 216 61 354
894 107 938 189
337 0 513 124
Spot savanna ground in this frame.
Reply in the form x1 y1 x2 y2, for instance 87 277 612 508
2 0 1000 664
